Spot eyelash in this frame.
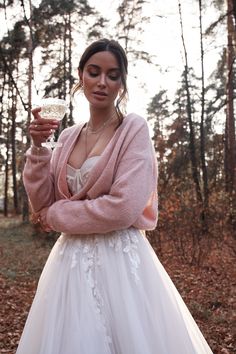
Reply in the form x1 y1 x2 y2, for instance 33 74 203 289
88 72 120 81
109 76 120 81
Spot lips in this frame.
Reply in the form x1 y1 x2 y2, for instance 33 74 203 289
93 91 108 96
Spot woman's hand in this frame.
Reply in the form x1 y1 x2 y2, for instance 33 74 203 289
30 107 60 147
38 207 53 232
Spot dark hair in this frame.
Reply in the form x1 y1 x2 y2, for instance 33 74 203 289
72 38 128 125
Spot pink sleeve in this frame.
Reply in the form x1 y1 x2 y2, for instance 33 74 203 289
46 124 158 234
23 146 55 214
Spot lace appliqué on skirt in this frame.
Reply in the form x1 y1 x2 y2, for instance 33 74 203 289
57 234 112 346
108 228 141 283
56 228 141 347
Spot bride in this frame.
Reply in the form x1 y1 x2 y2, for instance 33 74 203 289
16 38 213 354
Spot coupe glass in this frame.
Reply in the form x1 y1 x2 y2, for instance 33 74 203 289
40 98 68 148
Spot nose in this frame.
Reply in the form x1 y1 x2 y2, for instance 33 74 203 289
98 73 106 87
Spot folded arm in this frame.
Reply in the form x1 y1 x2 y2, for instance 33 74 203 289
46 158 155 234
46 124 157 234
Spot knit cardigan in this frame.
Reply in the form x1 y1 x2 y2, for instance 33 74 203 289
23 113 158 234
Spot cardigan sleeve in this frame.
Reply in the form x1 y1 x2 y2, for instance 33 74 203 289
23 124 84 217
23 146 55 215
46 122 158 234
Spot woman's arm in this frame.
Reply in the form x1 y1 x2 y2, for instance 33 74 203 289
23 146 55 214
23 107 60 215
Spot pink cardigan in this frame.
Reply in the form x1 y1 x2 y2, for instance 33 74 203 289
23 113 158 234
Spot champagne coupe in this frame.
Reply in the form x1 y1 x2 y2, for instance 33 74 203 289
40 98 68 148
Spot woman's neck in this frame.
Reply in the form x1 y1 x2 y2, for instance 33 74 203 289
88 107 116 130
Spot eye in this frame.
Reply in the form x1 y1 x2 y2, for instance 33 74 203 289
108 75 120 81
108 70 121 81
88 71 99 77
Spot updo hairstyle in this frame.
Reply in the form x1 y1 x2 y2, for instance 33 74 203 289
72 38 128 125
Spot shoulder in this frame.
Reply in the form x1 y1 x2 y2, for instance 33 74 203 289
109 113 155 167
123 112 148 129
111 113 153 157
120 113 150 139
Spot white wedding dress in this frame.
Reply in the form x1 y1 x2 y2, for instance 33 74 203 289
16 157 213 354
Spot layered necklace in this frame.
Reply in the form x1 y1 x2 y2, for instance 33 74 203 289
87 111 117 134
85 111 117 159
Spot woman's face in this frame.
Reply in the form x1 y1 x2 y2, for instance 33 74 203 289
79 51 122 109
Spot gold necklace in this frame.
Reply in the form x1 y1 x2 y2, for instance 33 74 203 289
85 125 103 159
87 111 117 134
85 112 117 159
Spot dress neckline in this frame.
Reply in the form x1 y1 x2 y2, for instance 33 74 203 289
67 155 100 172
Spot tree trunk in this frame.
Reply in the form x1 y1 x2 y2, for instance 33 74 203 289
226 0 236 193
62 15 68 130
225 0 236 225
11 85 19 214
4 122 10 217
68 12 74 127
63 15 67 100
21 0 34 222
178 1 202 203
198 0 209 219
0 70 7 136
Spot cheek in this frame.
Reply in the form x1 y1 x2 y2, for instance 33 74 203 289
82 77 92 100
82 74 92 89
111 81 122 95
82 71 97 88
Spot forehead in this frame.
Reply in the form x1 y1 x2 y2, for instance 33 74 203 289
85 51 120 70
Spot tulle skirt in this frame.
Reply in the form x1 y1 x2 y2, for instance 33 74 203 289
16 228 213 354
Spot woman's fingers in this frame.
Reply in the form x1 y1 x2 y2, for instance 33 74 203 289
31 108 60 127
38 208 52 232
29 109 60 146
31 107 42 119
30 120 59 132
30 116 60 127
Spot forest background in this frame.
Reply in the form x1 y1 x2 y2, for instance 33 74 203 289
0 0 235 353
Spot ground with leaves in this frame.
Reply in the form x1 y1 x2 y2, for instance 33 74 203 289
0 216 235 354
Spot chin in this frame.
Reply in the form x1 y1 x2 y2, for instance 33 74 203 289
89 99 111 109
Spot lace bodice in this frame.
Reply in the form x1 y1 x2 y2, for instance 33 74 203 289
66 156 100 195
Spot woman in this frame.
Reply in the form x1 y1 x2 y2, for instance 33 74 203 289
16 39 213 354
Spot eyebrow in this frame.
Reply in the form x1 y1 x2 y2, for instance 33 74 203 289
87 64 120 71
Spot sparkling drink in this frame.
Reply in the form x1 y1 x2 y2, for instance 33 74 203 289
40 98 68 148
40 98 67 121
